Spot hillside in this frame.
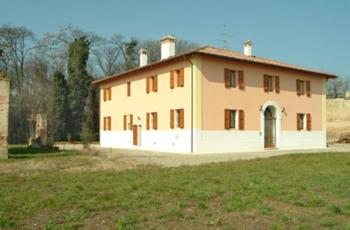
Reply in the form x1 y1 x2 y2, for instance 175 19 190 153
327 98 350 143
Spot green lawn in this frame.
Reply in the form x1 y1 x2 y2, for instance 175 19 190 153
0 151 350 229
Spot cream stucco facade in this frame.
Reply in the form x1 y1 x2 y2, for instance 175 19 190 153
95 47 333 154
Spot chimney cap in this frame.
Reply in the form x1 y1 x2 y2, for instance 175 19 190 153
161 35 176 43
244 40 253 46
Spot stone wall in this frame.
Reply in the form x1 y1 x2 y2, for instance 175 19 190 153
0 71 10 159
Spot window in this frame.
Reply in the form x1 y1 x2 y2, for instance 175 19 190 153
146 75 157 93
123 114 133 130
297 113 311 131
225 69 244 89
170 68 184 89
146 112 158 130
103 87 112 101
127 82 131 97
225 109 244 130
296 79 306 96
263 75 280 93
170 109 184 129
103 116 111 131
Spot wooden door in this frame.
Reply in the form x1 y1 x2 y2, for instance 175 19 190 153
132 125 138 146
264 107 276 148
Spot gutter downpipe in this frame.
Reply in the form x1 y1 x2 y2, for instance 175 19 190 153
185 55 195 153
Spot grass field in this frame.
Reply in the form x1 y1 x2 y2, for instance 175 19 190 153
1 150 350 229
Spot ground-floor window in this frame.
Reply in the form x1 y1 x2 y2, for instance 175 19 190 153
297 113 311 131
225 109 244 130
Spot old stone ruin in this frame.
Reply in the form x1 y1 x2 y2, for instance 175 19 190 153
0 70 10 159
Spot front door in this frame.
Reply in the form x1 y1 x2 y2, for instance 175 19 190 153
132 125 138 146
264 106 276 148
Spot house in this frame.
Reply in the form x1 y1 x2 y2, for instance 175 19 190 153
92 35 336 153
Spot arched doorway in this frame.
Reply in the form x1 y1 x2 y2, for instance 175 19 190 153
264 106 276 148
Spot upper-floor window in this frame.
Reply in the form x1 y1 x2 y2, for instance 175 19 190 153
297 113 311 131
127 82 131 97
146 112 158 130
225 109 244 130
225 69 244 89
296 79 311 97
170 68 184 89
103 87 112 101
170 109 184 129
263 75 280 93
146 76 158 94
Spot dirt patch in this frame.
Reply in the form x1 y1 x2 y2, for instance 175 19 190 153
327 99 350 143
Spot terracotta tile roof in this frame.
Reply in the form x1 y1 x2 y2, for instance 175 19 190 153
93 45 336 85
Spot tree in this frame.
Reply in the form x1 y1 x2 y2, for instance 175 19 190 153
81 85 99 146
67 37 92 140
52 71 69 141
327 76 350 98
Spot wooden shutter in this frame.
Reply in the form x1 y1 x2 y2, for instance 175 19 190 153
123 115 127 130
296 80 301 96
107 117 111 130
224 69 230 87
179 68 184 87
263 75 269 92
239 110 244 130
146 77 150 94
146 113 150 130
306 113 311 131
224 109 230 129
153 76 158 92
127 82 131 96
296 113 301 130
103 117 106 131
103 89 106 101
170 110 174 129
130 115 133 129
179 109 184 128
238 70 244 90
153 112 158 130
275 76 280 93
306 81 311 97
170 70 174 89
108 88 112 100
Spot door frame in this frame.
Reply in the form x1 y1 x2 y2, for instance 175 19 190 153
264 106 276 148
260 101 282 149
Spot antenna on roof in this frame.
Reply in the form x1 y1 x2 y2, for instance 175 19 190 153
218 24 232 49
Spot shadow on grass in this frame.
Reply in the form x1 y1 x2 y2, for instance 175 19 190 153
7 146 81 160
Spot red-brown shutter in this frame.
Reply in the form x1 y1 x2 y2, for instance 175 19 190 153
146 77 150 94
179 109 184 128
296 80 301 96
179 68 184 87
224 69 230 87
123 115 127 130
306 113 311 131
170 70 174 89
103 117 106 131
107 117 111 130
296 113 301 130
108 88 112 100
130 115 133 129
306 81 311 97
239 110 244 130
103 89 106 101
224 109 230 129
275 76 280 93
238 70 244 90
146 113 150 130
170 110 174 129
127 82 131 96
263 75 269 92
153 76 158 92
153 112 158 130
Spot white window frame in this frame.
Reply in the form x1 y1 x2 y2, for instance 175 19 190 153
267 76 273 92
228 109 238 129
174 109 181 128
300 80 305 95
300 113 306 130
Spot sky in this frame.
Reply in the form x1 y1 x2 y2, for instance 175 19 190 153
1 0 349 77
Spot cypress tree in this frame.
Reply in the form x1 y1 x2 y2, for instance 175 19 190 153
81 85 99 146
52 71 69 141
67 37 92 140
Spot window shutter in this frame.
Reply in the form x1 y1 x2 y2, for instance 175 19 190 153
306 81 311 97
146 77 150 94
170 70 174 89
108 88 112 100
170 110 174 129
238 70 244 90
179 109 184 128
153 76 158 92
224 69 230 87
179 68 185 87
103 117 106 131
153 112 158 130
224 109 230 129
306 113 311 131
127 82 130 96
296 113 301 130
263 75 269 92
296 80 301 96
130 115 133 129
107 117 111 130
103 89 106 101
146 113 150 130
123 115 127 130
275 76 280 93
239 110 244 130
